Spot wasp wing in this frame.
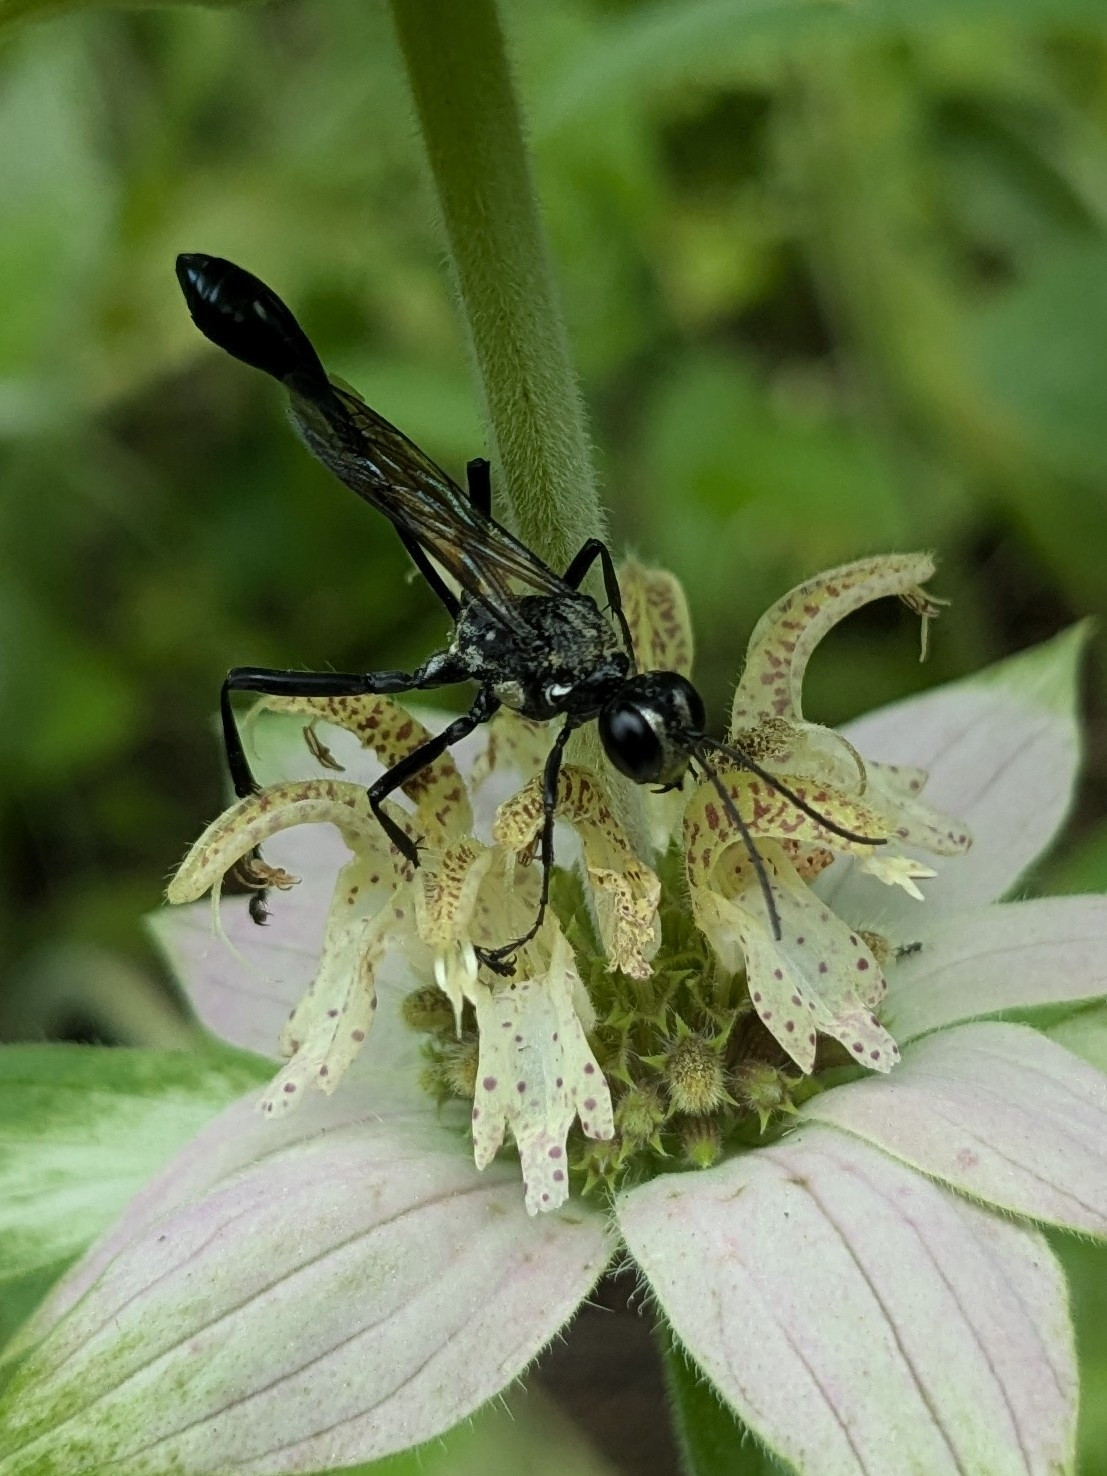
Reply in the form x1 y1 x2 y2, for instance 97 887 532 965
288 381 569 635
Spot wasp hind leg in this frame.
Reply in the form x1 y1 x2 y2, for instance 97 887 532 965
218 658 466 922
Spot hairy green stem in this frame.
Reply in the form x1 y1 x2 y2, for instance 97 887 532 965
389 0 647 848
388 0 603 570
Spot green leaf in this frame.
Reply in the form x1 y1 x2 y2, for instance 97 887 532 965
0 0 260 34
660 1329 788 1476
0 1043 268 1345
1044 1002 1107 1078
972 240 1107 488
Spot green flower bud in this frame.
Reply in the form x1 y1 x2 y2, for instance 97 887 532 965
402 986 456 1034
666 1034 728 1116
681 1115 723 1169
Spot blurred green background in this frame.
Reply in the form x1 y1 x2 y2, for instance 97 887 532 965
2 0 1107 1468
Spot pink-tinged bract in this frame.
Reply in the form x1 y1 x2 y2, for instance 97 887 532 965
618 1126 1077 1476
0 1093 614 1475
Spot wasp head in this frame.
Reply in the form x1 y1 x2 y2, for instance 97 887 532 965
598 672 705 788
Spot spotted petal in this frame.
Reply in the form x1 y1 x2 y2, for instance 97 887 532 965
166 779 414 908
692 850 897 1075
251 694 472 839
618 557 694 676
730 553 938 731
683 766 888 875
470 933 614 1215
495 765 661 977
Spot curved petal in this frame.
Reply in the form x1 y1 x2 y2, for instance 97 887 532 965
149 879 335 1059
618 557 694 677
247 704 519 843
730 554 937 731
803 1022 1107 1237
881 896 1107 1042
821 627 1086 928
619 1127 1075 1476
252 694 472 840
1 1094 613 1476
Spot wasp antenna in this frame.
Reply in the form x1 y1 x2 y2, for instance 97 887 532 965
696 749 783 941
697 735 885 849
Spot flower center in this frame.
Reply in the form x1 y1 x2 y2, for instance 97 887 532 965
405 848 895 1193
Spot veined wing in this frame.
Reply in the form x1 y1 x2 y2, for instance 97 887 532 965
289 380 569 634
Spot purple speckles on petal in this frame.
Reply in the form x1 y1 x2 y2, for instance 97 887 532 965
282 1082 296 1094
552 1032 559 1043
548 1145 563 1159
857 958 870 972
852 1042 864 1054
584 1062 596 1075
553 1169 565 1182
516 1080 527 1094
482 1076 497 1091
351 1029 365 1042
772 968 783 980
583 1097 596 1112
818 961 828 974
326 1008 338 1018
555 1076 564 1089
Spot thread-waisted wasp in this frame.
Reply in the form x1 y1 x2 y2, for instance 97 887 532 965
176 254 882 970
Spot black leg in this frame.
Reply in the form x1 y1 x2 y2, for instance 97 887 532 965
479 715 578 971
562 537 636 670
395 531 460 619
466 457 491 517
217 657 472 926
220 664 438 801
367 688 500 866
221 653 471 800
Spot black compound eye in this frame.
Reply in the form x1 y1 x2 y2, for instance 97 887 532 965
673 674 705 734
599 700 664 784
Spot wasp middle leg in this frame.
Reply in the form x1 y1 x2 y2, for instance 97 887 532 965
478 714 580 972
562 537 636 667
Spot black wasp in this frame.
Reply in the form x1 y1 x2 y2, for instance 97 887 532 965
176 254 880 971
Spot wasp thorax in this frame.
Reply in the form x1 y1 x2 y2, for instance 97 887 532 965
598 672 705 787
